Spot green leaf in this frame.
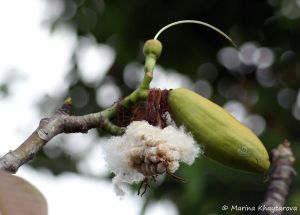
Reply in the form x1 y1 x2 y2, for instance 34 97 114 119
0 171 48 215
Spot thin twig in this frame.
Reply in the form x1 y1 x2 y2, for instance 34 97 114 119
260 140 297 215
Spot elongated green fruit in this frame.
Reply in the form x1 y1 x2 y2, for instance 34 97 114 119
168 88 270 173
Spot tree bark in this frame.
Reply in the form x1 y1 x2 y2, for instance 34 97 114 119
260 140 297 215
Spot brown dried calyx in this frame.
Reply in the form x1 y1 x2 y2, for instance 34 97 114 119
143 89 169 127
116 88 170 128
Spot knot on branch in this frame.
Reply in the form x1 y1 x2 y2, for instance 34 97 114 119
271 141 296 167
37 117 64 141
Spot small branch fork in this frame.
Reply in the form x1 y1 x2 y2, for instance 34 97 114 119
0 92 149 173
0 98 124 173
260 140 297 215
0 87 150 173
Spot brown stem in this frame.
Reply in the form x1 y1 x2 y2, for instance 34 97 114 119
260 140 297 215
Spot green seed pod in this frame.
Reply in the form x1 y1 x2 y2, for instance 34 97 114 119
168 88 270 173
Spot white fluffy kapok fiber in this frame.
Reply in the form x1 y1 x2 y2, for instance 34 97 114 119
102 120 201 196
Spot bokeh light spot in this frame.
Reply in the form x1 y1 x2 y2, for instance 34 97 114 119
96 82 121 108
243 114 266 135
277 88 297 109
193 79 213 98
197 62 218 82
217 47 240 70
145 199 178 215
280 50 296 64
281 0 300 19
76 37 115 85
123 62 144 89
151 65 192 89
253 47 274 69
256 69 277 87
296 90 300 107
224 101 247 122
70 85 89 108
239 42 258 66
292 103 300 120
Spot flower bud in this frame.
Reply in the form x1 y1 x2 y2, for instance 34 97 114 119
143 39 162 59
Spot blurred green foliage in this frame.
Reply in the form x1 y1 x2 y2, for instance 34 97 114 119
38 0 300 214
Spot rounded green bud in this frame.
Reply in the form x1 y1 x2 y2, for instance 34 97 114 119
143 39 162 59
168 88 270 174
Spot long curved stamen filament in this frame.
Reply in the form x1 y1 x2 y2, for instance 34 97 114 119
154 20 238 49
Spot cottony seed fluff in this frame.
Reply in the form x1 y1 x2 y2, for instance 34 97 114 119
102 121 201 196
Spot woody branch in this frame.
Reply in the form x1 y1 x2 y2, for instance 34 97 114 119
0 98 124 173
260 140 297 215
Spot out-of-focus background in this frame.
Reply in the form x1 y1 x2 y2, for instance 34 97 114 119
0 0 299 214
